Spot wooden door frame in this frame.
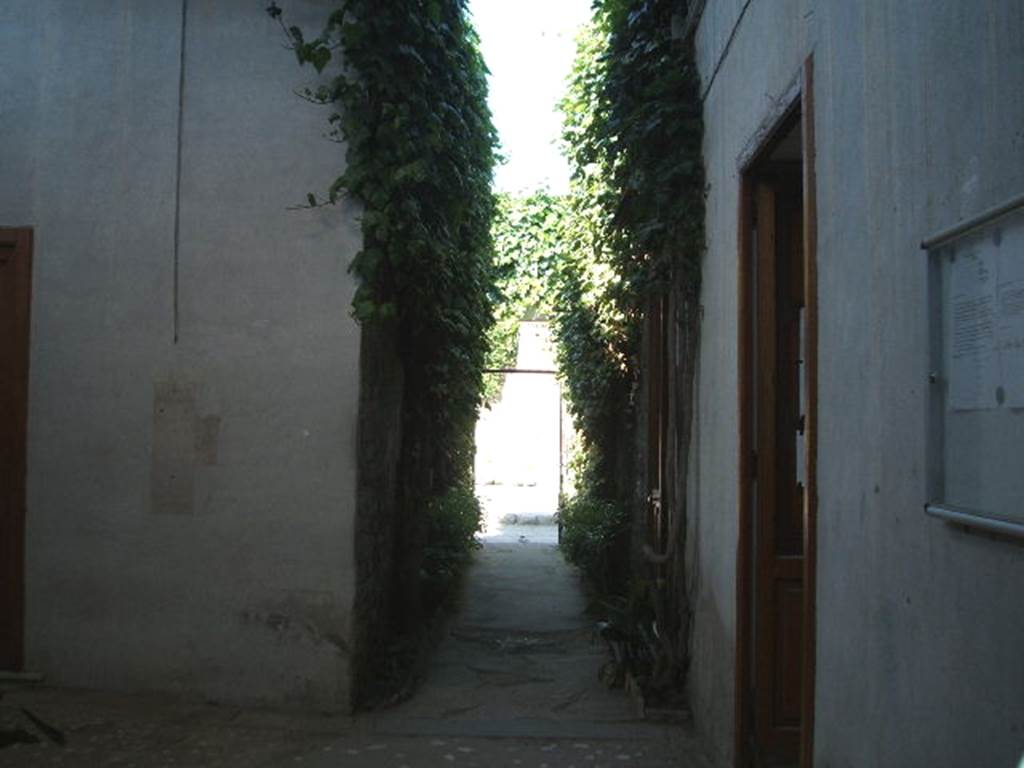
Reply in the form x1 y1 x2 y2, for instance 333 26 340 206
735 55 818 768
0 226 33 672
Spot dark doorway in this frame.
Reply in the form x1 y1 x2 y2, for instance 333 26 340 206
737 58 818 768
752 154 805 765
0 227 31 672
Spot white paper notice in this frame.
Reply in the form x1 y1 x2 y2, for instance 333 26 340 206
950 249 998 410
996 227 1024 408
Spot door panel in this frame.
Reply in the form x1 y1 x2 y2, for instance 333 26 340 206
753 177 805 764
739 68 817 768
774 578 804 726
0 227 31 671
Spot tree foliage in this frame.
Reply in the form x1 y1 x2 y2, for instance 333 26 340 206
483 191 568 401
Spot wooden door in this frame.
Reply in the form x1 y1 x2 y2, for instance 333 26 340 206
752 177 805 764
0 227 31 671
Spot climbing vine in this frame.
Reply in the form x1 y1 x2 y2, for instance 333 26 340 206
555 0 703 500
555 0 705 697
564 0 705 294
268 0 497 480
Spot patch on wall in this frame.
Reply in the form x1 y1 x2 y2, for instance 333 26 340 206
152 380 221 515
152 381 197 515
196 415 221 465
239 588 350 656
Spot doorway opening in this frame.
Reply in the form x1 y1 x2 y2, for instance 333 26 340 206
476 320 572 545
737 59 818 768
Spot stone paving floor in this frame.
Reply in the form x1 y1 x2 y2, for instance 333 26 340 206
0 534 716 767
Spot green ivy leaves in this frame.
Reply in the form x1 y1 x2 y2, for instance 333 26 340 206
271 1 497 501
481 191 580 405
554 0 704 501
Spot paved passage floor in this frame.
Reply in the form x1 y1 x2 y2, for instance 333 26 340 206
0 535 715 767
344 535 715 768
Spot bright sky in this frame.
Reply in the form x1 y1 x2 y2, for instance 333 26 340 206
469 0 594 195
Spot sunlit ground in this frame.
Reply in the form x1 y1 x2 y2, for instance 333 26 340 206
475 322 565 545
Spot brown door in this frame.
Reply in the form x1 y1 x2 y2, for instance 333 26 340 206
751 174 806 765
0 227 32 671
738 62 818 768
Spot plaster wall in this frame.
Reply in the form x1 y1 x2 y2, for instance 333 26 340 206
690 1 1024 765
688 2 812 762
0 0 362 709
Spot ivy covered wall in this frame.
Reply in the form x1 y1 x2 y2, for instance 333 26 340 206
555 0 705 700
269 0 498 707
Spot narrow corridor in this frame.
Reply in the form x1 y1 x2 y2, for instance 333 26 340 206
335 535 716 767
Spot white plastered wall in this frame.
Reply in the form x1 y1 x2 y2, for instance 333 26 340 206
689 1 1024 765
0 0 362 710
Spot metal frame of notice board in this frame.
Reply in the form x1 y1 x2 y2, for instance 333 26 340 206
923 192 1024 540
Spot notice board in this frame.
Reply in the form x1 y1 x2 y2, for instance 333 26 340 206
926 197 1024 534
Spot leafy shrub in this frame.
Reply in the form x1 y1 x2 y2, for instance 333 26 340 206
421 484 483 606
559 492 630 596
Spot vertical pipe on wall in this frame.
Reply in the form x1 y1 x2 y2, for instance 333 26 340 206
172 0 190 344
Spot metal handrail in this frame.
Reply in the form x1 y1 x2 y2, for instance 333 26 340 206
925 503 1024 540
